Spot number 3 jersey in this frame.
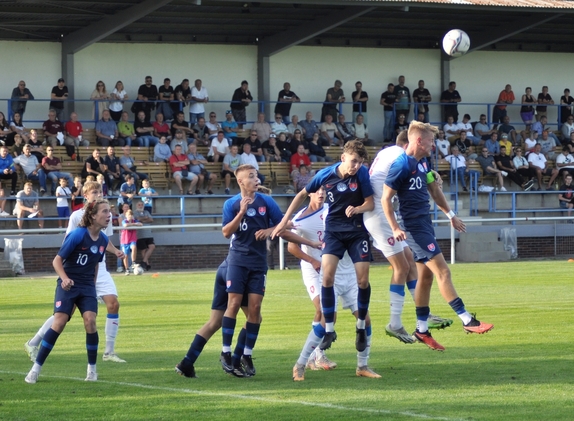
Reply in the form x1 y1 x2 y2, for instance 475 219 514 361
58 227 109 286
222 192 284 269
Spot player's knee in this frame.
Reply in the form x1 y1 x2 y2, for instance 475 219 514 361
83 315 97 332
106 299 120 313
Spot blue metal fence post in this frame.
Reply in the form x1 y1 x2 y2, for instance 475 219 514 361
180 196 186 232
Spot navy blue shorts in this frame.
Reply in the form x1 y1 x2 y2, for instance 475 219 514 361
323 230 372 263
403 216 442 263
211 262 249 310
53 279 98 316
225 264 267 296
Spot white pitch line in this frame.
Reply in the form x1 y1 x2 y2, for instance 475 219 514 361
2 370 466 421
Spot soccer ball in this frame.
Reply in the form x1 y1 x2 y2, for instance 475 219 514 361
133 264 144 275
442 29 470 57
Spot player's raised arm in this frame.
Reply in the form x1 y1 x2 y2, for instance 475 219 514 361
270 188 309 239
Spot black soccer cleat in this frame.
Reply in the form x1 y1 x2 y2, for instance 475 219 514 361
220 351 234 374
175 361 197 378
319 331 337 350
356 328 367 352
241 355 256 377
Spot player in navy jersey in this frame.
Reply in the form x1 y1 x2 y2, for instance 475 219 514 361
272 140 374 352
383 121 493 351
25 199 111 384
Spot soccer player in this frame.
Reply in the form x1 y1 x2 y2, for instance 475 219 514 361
25 198 111 384
364 131 452 345
25 182 126 364
382 121 493 351
289 187 380 381
272 140 374 352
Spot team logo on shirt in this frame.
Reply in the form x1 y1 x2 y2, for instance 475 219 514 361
247 208 256 217
56 301 61 308
418 162 428 173
226 280 232 288
387 237 395 246
258 206 266 216
349 182 357 191
90 245 98 254
427 243 436 252
337 182 347 192
99 246 105 254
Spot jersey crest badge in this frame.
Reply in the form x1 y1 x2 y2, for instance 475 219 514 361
349 182 357 191
427 243 436 252
418 163 426 173
90 245 98 254
337 182 347 192
99 246 105 254
247 208 256 217
387 237 395 246
226 280 232 288
258 206 266 216
55 301 61 308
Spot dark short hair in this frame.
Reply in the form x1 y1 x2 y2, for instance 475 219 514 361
241 80 248 85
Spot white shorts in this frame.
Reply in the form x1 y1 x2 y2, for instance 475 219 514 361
319 271 358 314
301 263 321 301
96 263 118 298
364 210 408 258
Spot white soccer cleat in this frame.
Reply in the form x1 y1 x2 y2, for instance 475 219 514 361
25 369 39 384
385 323 416 344
85 369 98 382
314 349 337 370
24 341 39 362
103 353 126 363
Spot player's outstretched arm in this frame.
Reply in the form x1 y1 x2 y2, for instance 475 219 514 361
279 230 321 249
270 189 309 239
382 185 407 241
427 181 466 233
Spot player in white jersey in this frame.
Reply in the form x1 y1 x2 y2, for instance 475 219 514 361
24 181 127 363
364 132 453 345
290 187 380 381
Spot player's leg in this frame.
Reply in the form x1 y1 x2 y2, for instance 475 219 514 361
355 312 380 378
25 315 55 361
99 294 125 363
81 307 99 381
319 253 339 349
412 262 445 351
353 261 371 352
221 264 247 376
239 270 265 377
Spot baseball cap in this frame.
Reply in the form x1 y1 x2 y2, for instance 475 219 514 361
226 110 233 115
269 133 277 138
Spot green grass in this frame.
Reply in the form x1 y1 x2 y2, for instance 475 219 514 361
1 261 573 421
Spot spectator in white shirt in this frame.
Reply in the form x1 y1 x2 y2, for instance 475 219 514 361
208 131 230 163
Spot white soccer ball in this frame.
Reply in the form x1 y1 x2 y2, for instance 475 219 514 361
133 264 144 275
442 29 470 57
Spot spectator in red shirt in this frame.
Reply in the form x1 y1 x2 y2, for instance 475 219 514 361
290 144 311 176
493 84 515 124
153 113 170 140
65 112 89 147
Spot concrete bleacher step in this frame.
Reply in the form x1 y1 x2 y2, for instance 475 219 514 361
0 259 16 277
456 232 511 262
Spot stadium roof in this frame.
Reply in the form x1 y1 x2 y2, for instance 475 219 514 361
1 0 574 53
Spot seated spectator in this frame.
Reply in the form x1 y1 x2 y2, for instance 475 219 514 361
289 130 309 156
532 115 560 145
169 144 197 195
308 132 331 163
15 144 47 195
276 132 292 162
171 111 194 141
443 115 461 144
476 146 507 191
528 143 559 191
499 134 513 156
191 117 210 146
495 146 535 190
188 142 216 195
252 112 271 142
498 115 518 145
103 146 123 194
436 129 450 158
290 144 311 177
208 131 230 163
336 114 355 144
564 132 574 154
81 148 106 180
270 113 288 136
555 145 574 180
474 114 495 142
321 114 342 146
300 111 319 142
293 164 312 192
221 110 238 145
41 146 74 195
206 112 222 140
120 146 148 184
133 201 155 269
240 143 265 184
134 111 159 148
153 113 170 139
262 134 282 162
118 173 137 208
117 111 137 146
444 145 480 192
242 131 265 162
154 135 172 162
8 112 30 144
96 109 120 147
558 174 574 220
484 133 501 156
15 181 43 230
561 115 574 142
454 132 475 159
11 133 24 159
27 129 44 162
512 147 537 185
459 114 482 146
0 145 18 195
221 144 241 194
523 130 538 155
157 78 174 121
42 109 65 148
351 114 373 146
539 130 558 160
170 129 188 153
65 112 89 148
287 115 304 138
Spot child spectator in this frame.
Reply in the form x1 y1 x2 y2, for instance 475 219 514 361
85 175 95 182
55 177 71 228
121 209 142 275
70 176 83 212
0 181 7 217
11 133 24 158
293 164 312 192
96 173 108 197
138 178 157 214
154 135 172 162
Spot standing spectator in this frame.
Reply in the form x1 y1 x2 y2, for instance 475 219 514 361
188 142 217 195
440 81 461 122
495 146 535 190
15 144 47 195
206 112 222 140
138 178 157 213
134 111 159 147
118 173 138 208
152 113 170 139
321 80 345 122
103 146 122 195
351 81 369 125
208 131 230 163
119 146 148 184
274 82 300 125
300 111 319 142
493 84 515 124
11 80 34 118
174 79 192 118
55 177 71 229
380 83 396 142
157 78 174 121
70 176 83 212
221 144 241 194
95 110 120 147
528 143 559 190
133 201 155 270
189 79 208 124
172 111 195 141
221 110 238 145
81 149 106 180
560 89 574 125
239 143 265 185
153 135 172 162
536 86 554 121
109 81 128 122
42 109 65 148
90 81 109 120
15 181 43 230
230 80 253 128
251 112 271 142
121 209 142 275
476 146 506 191
116 111 137 146
135 76 158 121
49 78 68 122
558 174 574 220
41 146 74 195
65 112 89 149
412 80 432 123
8 112 30 144
520 87 536 130
270 113 288 137
169 144 197 195
393 75 410 121
0 145 18 195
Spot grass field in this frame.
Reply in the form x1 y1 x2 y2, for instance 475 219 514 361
1 261 573 421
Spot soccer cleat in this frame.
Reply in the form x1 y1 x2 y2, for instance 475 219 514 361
24 341 39 362
225 188 230 195
356 328 367 352
356 366 382 378
125 270 130 276
25 369 39 384
103 353 126 363
241 355 256 377
319 331 337 350
427 314 454 330
463 315 494 334
293 363 305 381
230 363 249 378
385 323 415 344
220 351 233 373
414 330 445 351
175 362 197 378
85 369 98 382
314 350 337 370
306 358 318 371
116 267 124 273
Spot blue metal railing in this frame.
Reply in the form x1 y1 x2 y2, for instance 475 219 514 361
488 190 568 225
